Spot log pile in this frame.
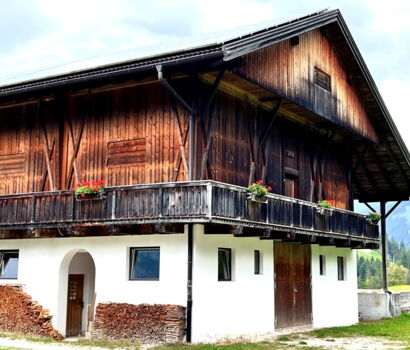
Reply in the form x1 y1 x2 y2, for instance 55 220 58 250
0 285 62 339
91 303 186 343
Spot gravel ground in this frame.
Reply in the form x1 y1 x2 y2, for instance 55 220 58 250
286 336 407 350
0 334 407 350
0 337 125 350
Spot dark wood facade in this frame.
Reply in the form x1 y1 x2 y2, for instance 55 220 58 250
3 9 409 246
0 81 353 210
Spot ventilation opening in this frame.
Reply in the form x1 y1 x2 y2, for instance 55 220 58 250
314 67 331 91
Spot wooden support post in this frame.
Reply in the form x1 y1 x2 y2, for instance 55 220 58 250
380 201 388 291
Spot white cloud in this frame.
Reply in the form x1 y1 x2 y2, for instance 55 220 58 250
0 0 409 151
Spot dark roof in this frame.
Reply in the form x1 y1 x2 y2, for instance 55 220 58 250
0 9 409 202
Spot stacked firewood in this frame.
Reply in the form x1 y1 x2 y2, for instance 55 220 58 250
91 303 186 343
0 285 62 339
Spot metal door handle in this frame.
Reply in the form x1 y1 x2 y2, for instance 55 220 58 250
294 289 299 293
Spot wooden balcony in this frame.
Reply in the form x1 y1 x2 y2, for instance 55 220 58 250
0 181 379 247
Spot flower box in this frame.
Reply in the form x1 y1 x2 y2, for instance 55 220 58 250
75 192 106 201
366 218 379 225
246 193 268 204
74 180 105 201
316 207 333 217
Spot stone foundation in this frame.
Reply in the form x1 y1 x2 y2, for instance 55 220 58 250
0 285 62 339
91 303 186 343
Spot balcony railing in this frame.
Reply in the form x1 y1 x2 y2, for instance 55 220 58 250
0 181 378 242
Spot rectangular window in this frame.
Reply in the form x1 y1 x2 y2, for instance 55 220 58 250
337 256 345 281
0 250 19 279
319 254 326 276
218 248 232 281
254 250 261 275
314 66 331 91
129 247 160 280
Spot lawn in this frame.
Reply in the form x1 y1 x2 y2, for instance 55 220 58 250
389 285 410 291
2 315 410 350
311 312 410 343
154 314 410 349
152 340 325 350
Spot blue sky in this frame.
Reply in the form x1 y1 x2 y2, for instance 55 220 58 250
1 0 409 146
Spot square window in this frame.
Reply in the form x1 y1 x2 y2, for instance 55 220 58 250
254 250 261 275
218 248 232 281
0 250 19 279
129 247 160 280
319 254 326 276
337 256 345 281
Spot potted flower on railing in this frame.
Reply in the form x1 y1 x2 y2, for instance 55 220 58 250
317 200 334 216
75 180 105 200
367 212 381 225
247 180 272 204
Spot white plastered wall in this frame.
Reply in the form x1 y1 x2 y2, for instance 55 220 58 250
0 226 360 341
191 224 275 343
0 232 188 336
311 245 359 327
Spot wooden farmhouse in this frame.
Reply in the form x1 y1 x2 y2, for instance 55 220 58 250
0 9 409 342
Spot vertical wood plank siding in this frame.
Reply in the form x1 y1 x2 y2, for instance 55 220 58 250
0 83 188 195
0 83 352 210
238 29 378 142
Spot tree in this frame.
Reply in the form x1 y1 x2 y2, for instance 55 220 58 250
388 261 408 286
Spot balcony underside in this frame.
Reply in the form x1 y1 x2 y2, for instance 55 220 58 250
0 181 379 248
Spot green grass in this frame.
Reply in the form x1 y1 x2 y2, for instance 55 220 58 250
152 342 325 350
3 315 410 350
389 285 410 291
311 312 410 343
0 331 140 349
358 249 382 261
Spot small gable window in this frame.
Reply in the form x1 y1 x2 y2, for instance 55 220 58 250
0 250 19 279
314 67 331 91
129 247 160 280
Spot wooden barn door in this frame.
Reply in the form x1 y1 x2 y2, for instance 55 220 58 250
66 274 84 336
274 243 312 328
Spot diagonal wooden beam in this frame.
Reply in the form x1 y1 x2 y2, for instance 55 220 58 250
369 146 398 193
199 70 225 180
353 147 381 193
386 201 402 219
352 144 369 174
67 117 81 184
172 101 190 180
37 101 56 191
384 140 410 188
259 98 283 147
363 201 376 213
66 114 86 188
40 137 55 191
352 172 365 197
260 100 282 183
